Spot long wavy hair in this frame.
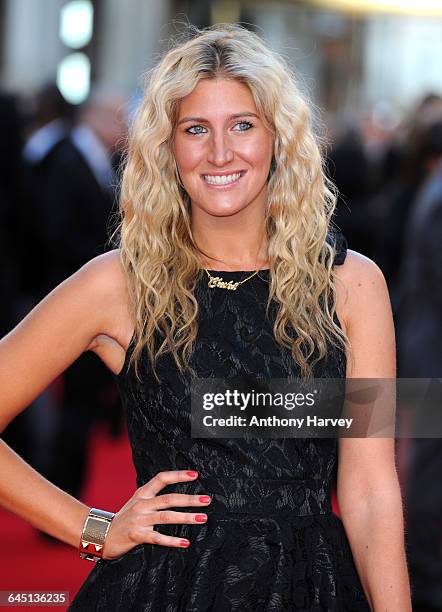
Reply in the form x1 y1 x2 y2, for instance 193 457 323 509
115 23 350 383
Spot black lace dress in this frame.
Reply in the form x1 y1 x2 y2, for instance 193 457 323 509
68 233 371 611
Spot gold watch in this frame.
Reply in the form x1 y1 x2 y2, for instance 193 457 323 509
79 507 115 562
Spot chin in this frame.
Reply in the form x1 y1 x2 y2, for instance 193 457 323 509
203 200 250 217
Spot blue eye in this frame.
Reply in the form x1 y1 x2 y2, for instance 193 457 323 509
233 121 253 131
186 125 207 135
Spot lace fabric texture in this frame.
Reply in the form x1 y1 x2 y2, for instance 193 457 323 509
69 231 371 611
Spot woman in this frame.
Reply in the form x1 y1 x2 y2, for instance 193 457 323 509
0 24 411 611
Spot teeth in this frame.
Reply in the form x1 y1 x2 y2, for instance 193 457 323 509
203 172 241 185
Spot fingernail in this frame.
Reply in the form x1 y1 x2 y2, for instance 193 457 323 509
199 496 211 503
180 539 190 547
195 514 207 522
186 471 198 477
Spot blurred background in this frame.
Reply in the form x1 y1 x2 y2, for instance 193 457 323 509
1 1 441 610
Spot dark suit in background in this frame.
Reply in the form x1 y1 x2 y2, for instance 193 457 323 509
396 147 442 612
36 125 122 500
0 92 24 333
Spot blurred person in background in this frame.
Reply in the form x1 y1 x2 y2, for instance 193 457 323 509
20 82 77 301
395 118 442 612
2 83 78 493
25 86 127 295
0 91 29 463
326 89 442 612
369 94 442 311
0 91 25 333
325 113 375 260
39 87 129 509
397 118 442 379
8 86 129 531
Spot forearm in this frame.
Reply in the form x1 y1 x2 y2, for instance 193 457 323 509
340 480 412 611
0 438 90 548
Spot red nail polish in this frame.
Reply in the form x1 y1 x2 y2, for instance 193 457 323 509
180 539 190 547
199 496 211 503
195 514 207 522
186 471 198 477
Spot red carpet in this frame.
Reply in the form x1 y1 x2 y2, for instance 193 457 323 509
0 421 136 611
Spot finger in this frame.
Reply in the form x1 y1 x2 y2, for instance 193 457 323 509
125 495 211 518
137 470 200 498
148 493 212 510
145 529 191 548
147 510 207 526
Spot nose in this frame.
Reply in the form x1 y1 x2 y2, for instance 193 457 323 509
206 131 234 167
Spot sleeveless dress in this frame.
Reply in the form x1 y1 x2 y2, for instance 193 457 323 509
68 232 371 611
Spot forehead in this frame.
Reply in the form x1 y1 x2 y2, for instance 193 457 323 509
176 78 257 117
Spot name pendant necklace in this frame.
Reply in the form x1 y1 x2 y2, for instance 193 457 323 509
203 232 266 291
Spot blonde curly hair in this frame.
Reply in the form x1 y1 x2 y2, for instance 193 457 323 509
114 23 350 382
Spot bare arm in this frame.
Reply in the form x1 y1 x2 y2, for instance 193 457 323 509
0 250 126 547
334 250 412 611
0 252 213 556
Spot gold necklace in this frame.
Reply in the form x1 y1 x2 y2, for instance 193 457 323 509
202 232 266 291
204 268 260 291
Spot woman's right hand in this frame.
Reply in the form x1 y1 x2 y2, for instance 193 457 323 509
102 470 211 559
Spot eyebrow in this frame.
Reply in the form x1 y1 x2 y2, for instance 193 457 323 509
177 112 259 125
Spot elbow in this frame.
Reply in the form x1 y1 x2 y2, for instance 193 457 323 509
338 479 404 522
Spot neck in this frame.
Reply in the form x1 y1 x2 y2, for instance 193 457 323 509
191 197 268 270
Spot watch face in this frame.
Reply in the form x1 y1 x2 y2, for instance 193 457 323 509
86 517 108 542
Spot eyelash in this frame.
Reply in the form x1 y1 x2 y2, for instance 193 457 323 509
185 120 254 135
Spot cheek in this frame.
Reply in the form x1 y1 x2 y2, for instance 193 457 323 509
247 134 273 174
173 137 204 177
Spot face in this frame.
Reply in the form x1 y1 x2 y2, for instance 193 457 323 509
172 78 274 217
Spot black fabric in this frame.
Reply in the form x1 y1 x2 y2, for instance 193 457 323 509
21 137 116 296
69 231 370 611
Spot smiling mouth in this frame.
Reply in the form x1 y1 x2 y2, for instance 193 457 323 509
201 171 246 186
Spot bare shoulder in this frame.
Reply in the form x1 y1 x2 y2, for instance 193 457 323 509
80 247 124 287
333 249 395 378
0 249 132 430
77 248 134 360
332 249 390 335
82 248 126 297
334 248 385 280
